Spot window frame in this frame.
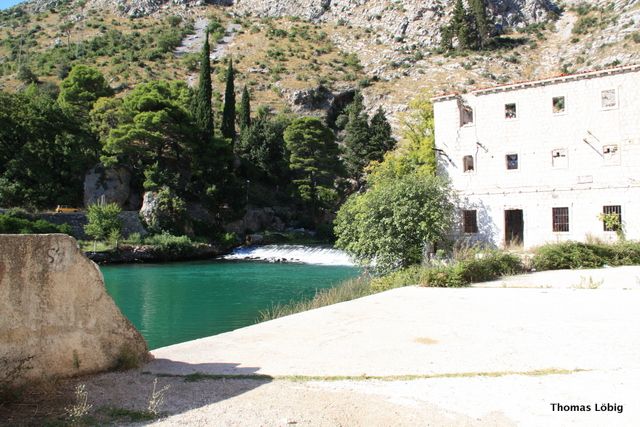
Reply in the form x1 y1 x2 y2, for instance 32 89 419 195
505 153 519 171
462 155 475 173
504 102 518 120
460 105 474 127
552 95 567 115
602 205 622 232
463 209 479 234
602 144 620 166
600 88 618 111
552 207 570 233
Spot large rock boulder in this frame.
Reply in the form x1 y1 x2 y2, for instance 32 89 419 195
0 234 149 384
84 164 138 209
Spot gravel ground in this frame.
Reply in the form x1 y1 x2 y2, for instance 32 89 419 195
10 267 638 426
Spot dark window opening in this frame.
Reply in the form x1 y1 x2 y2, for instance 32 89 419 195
463 210 478 233
463 155 474 172
552 207 569 232
506 154 519 170
505 103 517 119
602 205 622 231
461 105 474 126
552 96 565 113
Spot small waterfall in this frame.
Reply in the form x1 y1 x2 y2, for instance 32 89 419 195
222 245 355 266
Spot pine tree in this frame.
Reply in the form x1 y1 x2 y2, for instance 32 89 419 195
193 31 213 143
469 0 491 49
220 58 236 140
368 107 396 163
238 86 251 130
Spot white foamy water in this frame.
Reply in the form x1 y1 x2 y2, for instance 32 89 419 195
222 245 356 266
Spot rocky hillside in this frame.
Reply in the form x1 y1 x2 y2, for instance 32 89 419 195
2 0 639 124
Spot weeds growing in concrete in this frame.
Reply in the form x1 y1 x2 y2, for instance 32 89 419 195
65 384 92 424
147 378 170 416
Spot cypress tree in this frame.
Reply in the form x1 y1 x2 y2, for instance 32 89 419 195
368 107 396 162
451 0 470 50
221 58 236 140
193 31 213 143
469 0 491 49
238 85 251 130
342 92 371 181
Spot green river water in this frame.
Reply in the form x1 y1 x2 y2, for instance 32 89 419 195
102 260 358 350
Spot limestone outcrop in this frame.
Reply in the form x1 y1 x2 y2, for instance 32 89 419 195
0 234 149 384
84 164 140 210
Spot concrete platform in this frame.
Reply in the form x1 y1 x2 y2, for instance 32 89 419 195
148 285 640 378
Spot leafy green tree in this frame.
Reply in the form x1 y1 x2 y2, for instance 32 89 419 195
16 65 38 84
0 87 96 208
101 80 197 182
143 186 187 235
193 31 214 145
451 0 471 49
220 58 236 140
238 85 251 130
84 202 122 247
58 65 113 116
284 117 341 210
335 172 454 273
369 95 436 182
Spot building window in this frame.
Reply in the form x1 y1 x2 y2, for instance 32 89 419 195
603 144 620 165
552 96 566 114
463 210 478 233
463 155 474 172
601 89 617 109
460 105 474 126
551 149 568 168
552 207 569 232
505 103 517 119
506 154 518 170
602 205 622 231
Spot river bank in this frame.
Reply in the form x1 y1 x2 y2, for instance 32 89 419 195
85 242 234 265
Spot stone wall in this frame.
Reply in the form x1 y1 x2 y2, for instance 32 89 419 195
0 234 149 383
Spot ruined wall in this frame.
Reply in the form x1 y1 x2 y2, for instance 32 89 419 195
0 234 148 383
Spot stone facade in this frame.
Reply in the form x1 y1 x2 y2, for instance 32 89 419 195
433 64 640 248
0 234 148 383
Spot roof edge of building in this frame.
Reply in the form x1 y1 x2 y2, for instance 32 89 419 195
431 63 640 103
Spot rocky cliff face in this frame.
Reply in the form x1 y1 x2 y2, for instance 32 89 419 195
234 0 560 46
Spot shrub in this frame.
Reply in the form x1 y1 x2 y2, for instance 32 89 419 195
144 232 194 255
531 241 640 271
0 214 71 234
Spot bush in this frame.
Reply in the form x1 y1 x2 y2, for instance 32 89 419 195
144 232 194 255
0 214 71 234
532 241 640 271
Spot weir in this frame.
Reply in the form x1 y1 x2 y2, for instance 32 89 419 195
223 244 355 266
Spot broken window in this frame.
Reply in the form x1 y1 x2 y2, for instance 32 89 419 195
601 89 617 109
505 103 517 119
552 207 569 232
461 105 474 126
463 210 478 233
463 155 474 172
552 96 565 114
551 149 568 168
603 144 620 165
602 205 622 232
506 154 518 170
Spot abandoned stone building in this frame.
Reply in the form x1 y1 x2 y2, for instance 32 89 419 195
433 64 640 248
